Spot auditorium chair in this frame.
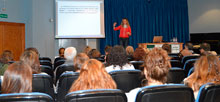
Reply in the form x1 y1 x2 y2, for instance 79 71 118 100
188 67 194 77
109 70 142 92
32 74 55 99
135 84 194 102
181 55 199 64
183 59 197 76
0 92 53 102
40 60 53 69
196 83 220 102
54 57 65 64
54 59 65 71
55 64 75 82
170 60 182 67
169 53 180 60
167 67 186 83
40 65 54 78
39 57 52 62
57 72 79 102
65 89 127 102
130 61 144 70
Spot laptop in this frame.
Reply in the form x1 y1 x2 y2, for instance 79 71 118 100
153 36 163 43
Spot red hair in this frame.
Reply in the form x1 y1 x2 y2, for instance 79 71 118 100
186 55 220 91
69 59 116 92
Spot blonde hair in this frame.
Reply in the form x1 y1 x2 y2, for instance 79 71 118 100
126 46 134 56
121 18 130 27
69 59 116 92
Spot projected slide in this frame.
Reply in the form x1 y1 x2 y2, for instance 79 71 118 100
56 0 105 38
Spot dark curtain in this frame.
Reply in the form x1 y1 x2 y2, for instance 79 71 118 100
100 0 189 53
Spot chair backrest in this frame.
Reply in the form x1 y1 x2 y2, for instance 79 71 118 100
54 59 65 71
136 84 194 102
196 83 220 102
109 70 142 92
130 61 144 70
181 55 199 64
170 60 182 67
54 57 65 64
65 89 127 102
167 67 186 83
32 74 55 98
39 57 52 62
188 67 194 77
40 60 52 69
57 72 79 102
0 92 53 102
56 64 75 82
40 65 54 78
183 59 197 76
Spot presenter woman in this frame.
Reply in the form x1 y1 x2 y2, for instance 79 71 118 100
113 18 131 48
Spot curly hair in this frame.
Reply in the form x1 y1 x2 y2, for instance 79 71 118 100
0 50 13 64
143 48 171 83
106 45 128 68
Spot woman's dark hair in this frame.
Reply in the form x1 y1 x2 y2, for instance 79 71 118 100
185 43 193 50
106 45 128 68
88 49 101 59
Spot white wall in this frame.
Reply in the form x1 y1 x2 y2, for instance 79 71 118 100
188 0 220 33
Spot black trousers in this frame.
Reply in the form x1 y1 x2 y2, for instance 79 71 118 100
119 38 129 48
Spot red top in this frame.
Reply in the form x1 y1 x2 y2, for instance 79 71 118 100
114 25 131 38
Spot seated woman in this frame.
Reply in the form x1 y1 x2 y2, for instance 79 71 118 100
2 61 32 93
179 42 194 58
20 50 41 74
69 59 116 92
105 45 135 72
126 48 171 102
73 53 89 72
126 46 134 61
0 50 14 75
184 54 220 99
133 47 147 61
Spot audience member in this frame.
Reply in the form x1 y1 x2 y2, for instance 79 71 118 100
0 50 13 75
126 46 134 60
25 47 39 56
69 59 116 92
105 45 135 72
126 48 171 102
73 53 89 72
199 43 217 55
179 42 194 58
20 50 41 74
87 49 101 59
83 46 92 55
104 45 112 55
64 47 77 65
2 61 32 93
184 54 220 99
162 44 171 54
58 47 65 58
133 47 147 61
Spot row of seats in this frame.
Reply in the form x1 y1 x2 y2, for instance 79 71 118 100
0 69 186 101
0 83 219 102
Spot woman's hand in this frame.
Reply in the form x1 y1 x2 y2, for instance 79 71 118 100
127 32 131 36
113 22 117 27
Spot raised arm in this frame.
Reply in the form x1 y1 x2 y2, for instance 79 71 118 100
113 22 121 31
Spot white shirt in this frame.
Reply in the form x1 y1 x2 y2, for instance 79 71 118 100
105 63 135 73
126 88 141 102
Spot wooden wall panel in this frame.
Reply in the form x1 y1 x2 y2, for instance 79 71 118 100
0 23 3 55
0 22 25 61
